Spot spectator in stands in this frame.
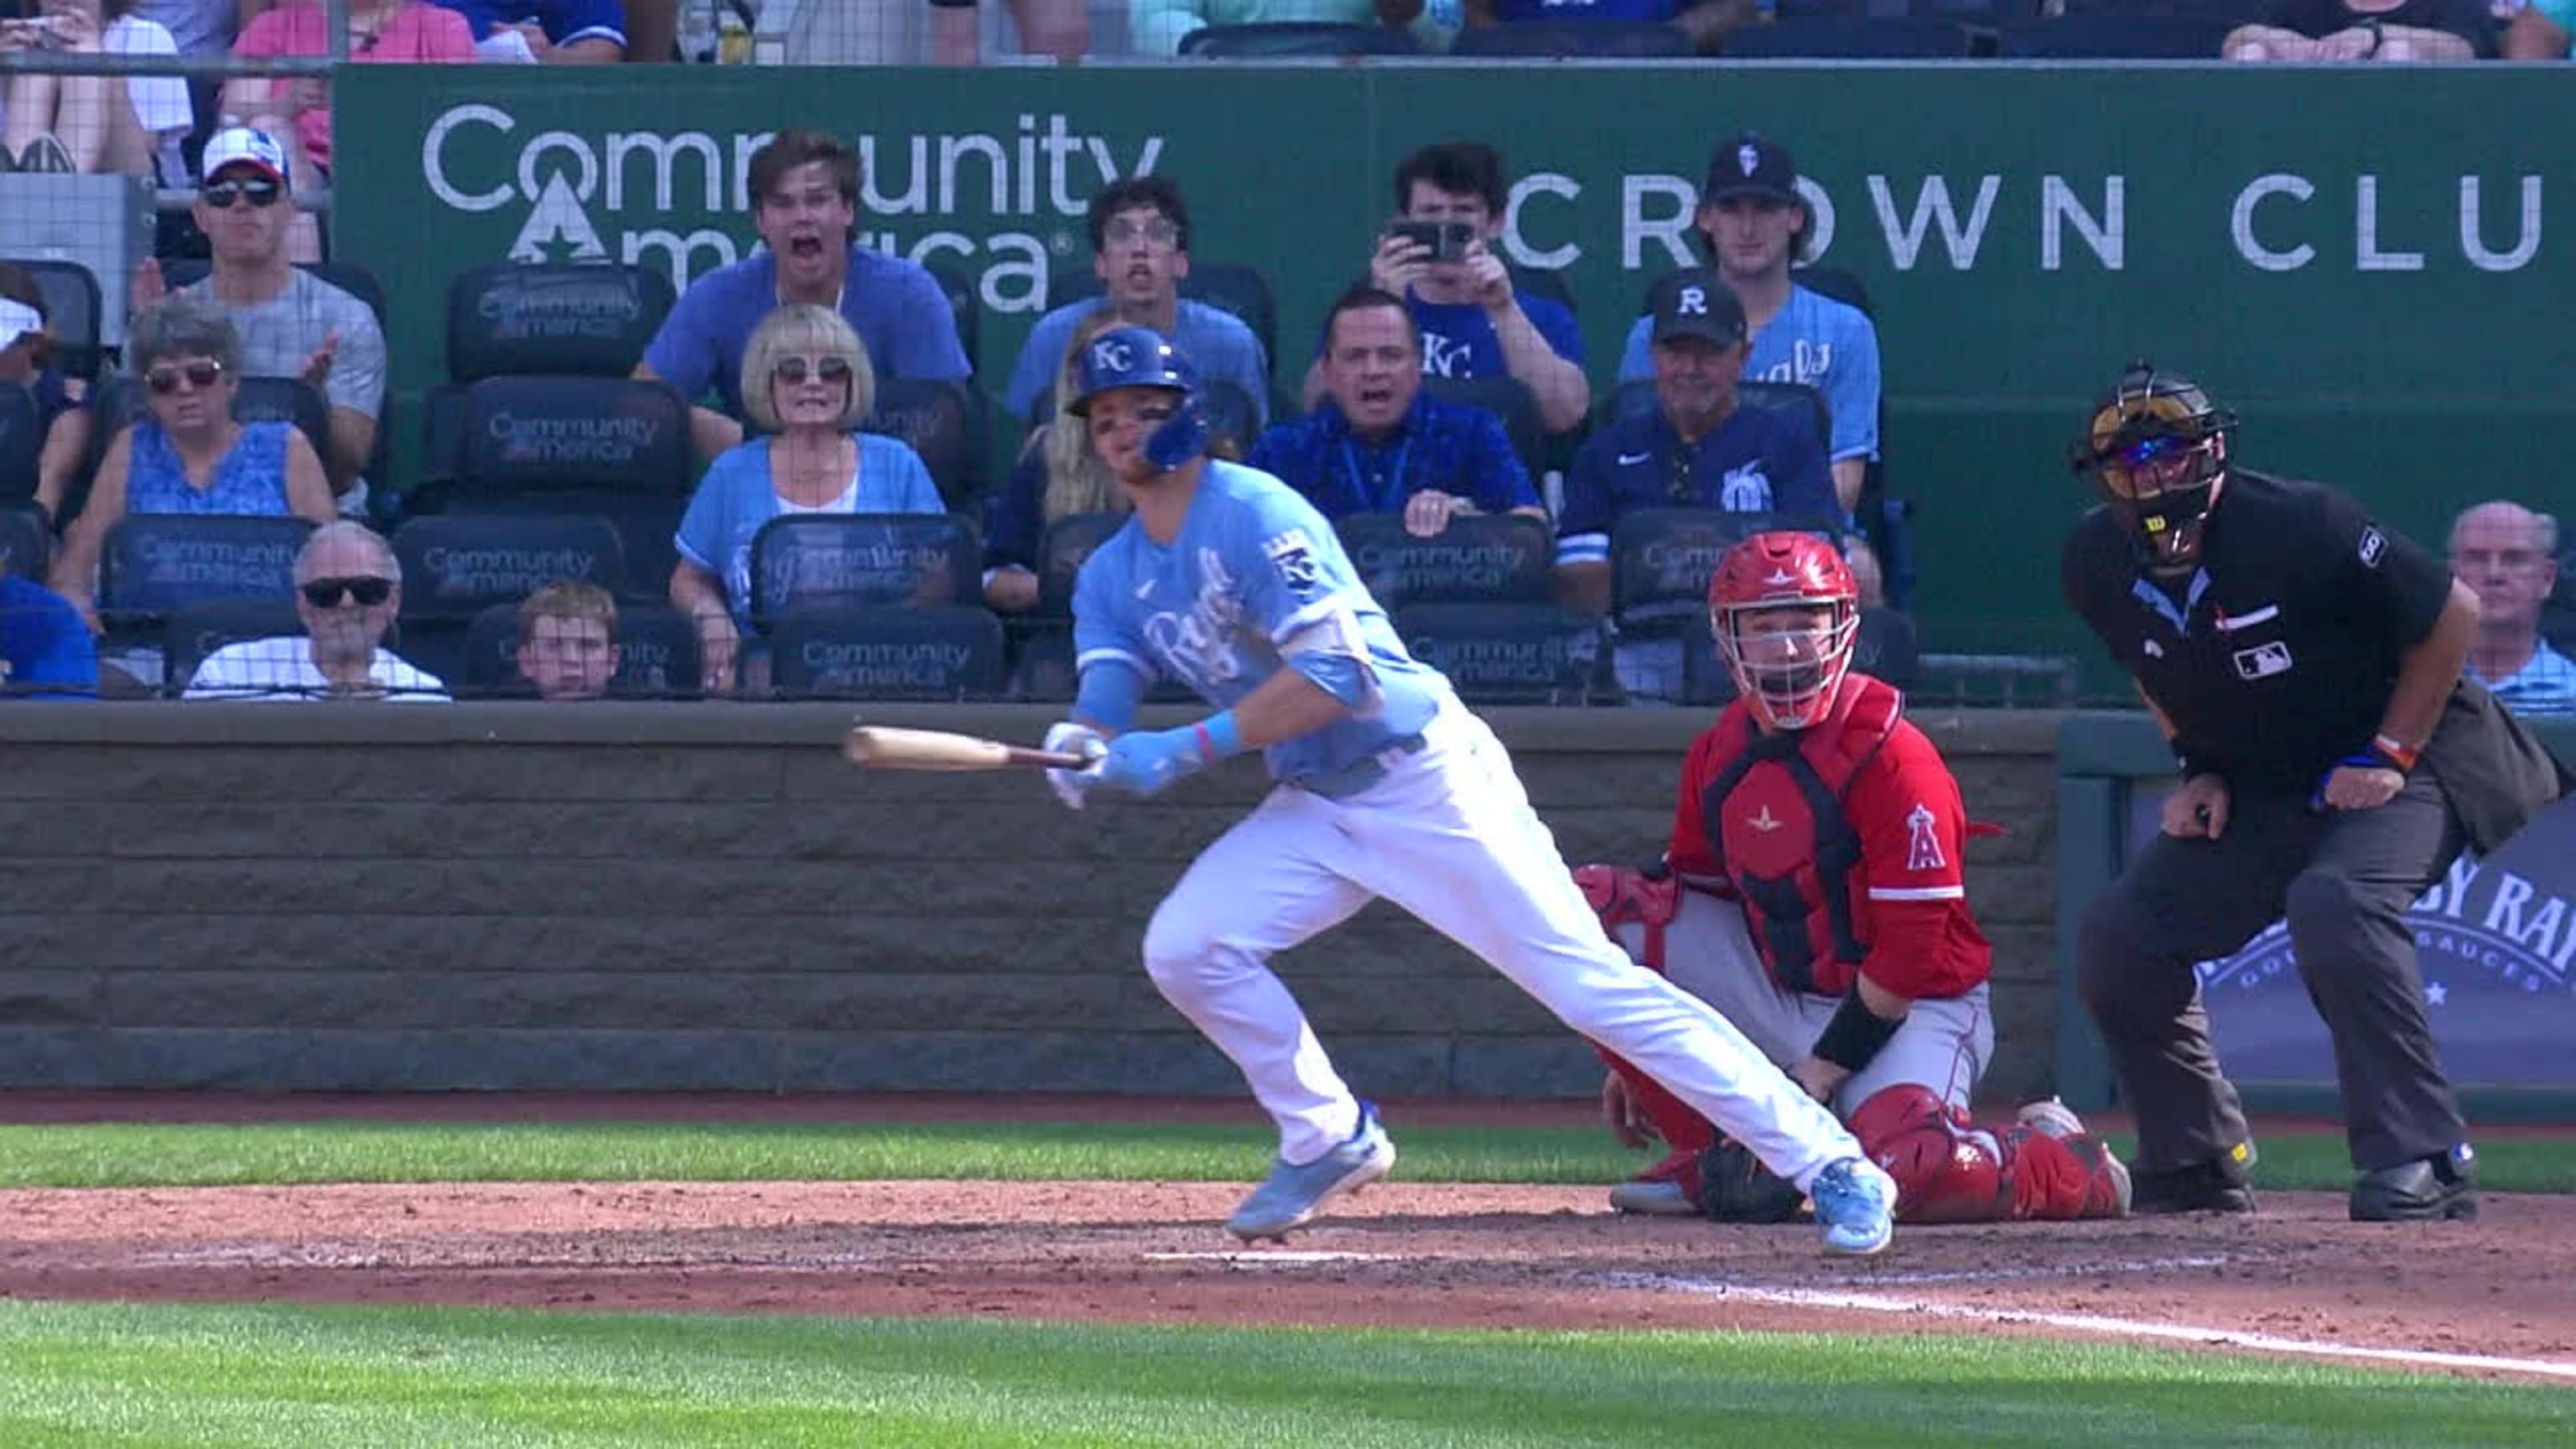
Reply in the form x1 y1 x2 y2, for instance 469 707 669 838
131 127 387 514
1306 141 1587 434
49 296 335 634
1561 272 1832 702
2449 501 2576 716
671 304 943 693
0 549 97 698
0 262 93 523
1251 285 1540 538
2504 0 2573 53
928 0 1088 62
640 127 969 461
1133 0 1447 55
439 0 626 60
1004 177 1269 427
184 519 446 699
0 0 193 179
225 0 476 264
516 577 620 700
984 309 1127 615
1464 0 1755 52
132 0 236 58
2222 0 2494 57
1617 132 1880 518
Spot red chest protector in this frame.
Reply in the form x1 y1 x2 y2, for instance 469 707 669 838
1698 676 1903 998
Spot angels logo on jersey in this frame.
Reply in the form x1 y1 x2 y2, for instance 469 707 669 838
1904 802 1945 871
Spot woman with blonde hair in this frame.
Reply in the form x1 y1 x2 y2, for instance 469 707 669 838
671 303 942 692
980 308 1131 614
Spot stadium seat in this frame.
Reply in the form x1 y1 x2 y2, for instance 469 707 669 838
3 257 102 381
0 498 51 578
1335 512 1555 610
0 382 39 501
1722 16 1984 56
1993 13 2236 55
1397 602 1606 705
1176 22 1420 56
1451 20 1697 56
443 262 676 382
1609 507 1841 635
460 600 703 699
766 605 1008 700
159 258 388 334
862 377 989 510
416 382 471 491
444 491 683 609
449 375 693 497
1036 509 1129 615
1047 263 1280 374
1201 379 1264 454
745 512 979 628
1421 374 1547 479
160 595 304 693
1794 265 1876 317
99 512 316 626
919 254 983 376
390 514 626 623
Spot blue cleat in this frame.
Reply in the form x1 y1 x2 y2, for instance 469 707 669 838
1810 1156 1896 1256
1225 1103 1396 1242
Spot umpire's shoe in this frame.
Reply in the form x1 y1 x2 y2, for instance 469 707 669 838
1226 1102 1396 1242
2350 1145 2478 1223
2129 1142 2257 1215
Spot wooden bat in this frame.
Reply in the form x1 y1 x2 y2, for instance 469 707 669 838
843 724 1095 773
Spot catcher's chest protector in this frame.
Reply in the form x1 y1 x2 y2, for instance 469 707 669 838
1696 678 1900 998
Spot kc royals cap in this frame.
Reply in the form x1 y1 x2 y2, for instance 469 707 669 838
1702 132 1800 206
1649 268 1748 347
200 127 292 188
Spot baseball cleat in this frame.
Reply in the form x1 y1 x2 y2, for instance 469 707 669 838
1224 1102 1395 1242
1809 1156 1896 1257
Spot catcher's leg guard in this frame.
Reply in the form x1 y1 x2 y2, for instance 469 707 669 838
1848 1086 2129 1223
1576 865 1718 1182
2006 1100 2132 1220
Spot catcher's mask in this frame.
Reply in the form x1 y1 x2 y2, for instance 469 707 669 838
2070 361 2236 578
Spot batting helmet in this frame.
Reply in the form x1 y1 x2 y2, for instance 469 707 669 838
1707 531 1858 732
2069 361 2236 576
1067 325 1209 473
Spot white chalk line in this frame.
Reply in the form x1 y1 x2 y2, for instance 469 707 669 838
1606 1270 2576 1381
1141 1251 1400 1265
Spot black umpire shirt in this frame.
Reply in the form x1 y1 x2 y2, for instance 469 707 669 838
2060 470 2450 792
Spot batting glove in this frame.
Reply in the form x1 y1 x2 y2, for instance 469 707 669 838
1084 714 1244 799
1041 721 1106 810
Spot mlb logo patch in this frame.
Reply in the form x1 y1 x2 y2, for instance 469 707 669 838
2233 640 2293 680
1264 530 1322 598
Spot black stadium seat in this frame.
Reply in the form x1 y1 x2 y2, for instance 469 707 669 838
1609 507 1841 634
1397 603 1605 706
861 378 989 511
918 254 983 376
0 381 39 501
1335 512 1555 610
444 262 676 382
766 605 1008 699
745 512 979 628
1035 510 1127 615
100 513 316 626
3 257 102 381
1421 374 1546 477
461 600 703 699
390 514 627 623
161 595 304 693
1451 20 1696 56
444 491 682 609
1177 22 1420 56
0 498 53 577
450 375 693 497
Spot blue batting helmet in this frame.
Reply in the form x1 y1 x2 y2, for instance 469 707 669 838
1067 325 1209 471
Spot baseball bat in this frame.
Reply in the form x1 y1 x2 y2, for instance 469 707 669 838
843 724 1094 773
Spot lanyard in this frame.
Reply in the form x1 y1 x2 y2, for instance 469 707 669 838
1342 434 1415 517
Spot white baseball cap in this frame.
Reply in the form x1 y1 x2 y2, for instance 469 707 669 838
200 127 292 188
0 298 41 351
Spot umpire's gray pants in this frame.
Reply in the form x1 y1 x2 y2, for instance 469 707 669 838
2075 770 2469 1174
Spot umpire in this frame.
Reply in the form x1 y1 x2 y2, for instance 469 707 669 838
2061 363 2569 1223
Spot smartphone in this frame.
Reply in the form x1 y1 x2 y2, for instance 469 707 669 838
1387 221 1474 264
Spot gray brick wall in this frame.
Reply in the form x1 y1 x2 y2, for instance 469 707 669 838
0 703 2064 1101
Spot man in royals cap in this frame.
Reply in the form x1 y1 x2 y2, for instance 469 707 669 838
1616 132 1883 521
129 126 387 518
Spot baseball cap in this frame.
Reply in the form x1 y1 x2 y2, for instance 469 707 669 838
200 127 291 188
0 298 41 352
1649 269 1747 348
1702 132 1799 206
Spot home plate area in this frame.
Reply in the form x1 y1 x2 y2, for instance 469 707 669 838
1 1179 2570 1379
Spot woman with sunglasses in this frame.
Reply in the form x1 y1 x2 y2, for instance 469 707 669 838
981 309 1133 617
671 304 942 694
49 296 335 636
0 262 91 523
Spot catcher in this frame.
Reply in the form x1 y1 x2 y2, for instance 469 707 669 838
1577 531 2131 1225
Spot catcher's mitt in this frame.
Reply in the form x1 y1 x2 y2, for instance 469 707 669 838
1696 1137 1807 1223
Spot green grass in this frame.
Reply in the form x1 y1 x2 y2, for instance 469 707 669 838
4 1119 2574 1192
0 1300 2567 1449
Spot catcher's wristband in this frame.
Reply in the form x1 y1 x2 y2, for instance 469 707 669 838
2371 732 2421 773
1811 989 1902 1075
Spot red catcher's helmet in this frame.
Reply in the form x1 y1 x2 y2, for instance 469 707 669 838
1707 532 1859 730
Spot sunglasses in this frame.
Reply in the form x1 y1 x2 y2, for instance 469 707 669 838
202 179 283 210
773 355 853 385
145 359 225 394
301 576 393 608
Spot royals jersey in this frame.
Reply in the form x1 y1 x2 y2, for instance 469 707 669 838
1072 460 1453 782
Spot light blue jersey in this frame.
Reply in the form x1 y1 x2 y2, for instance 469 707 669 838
1072 460 1452 784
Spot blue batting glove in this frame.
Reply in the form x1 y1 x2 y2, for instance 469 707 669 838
1086 726 1207 798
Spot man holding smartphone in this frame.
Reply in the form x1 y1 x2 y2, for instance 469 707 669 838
1308 142 1588 435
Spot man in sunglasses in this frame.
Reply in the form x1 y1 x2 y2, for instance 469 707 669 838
130 127 387 517
184 522 447 700
2062 362 2567 1224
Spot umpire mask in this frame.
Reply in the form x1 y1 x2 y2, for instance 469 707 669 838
2070 363 2236 579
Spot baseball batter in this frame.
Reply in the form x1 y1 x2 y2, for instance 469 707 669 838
1581 532 2130 1226
1043 326 1898 1254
